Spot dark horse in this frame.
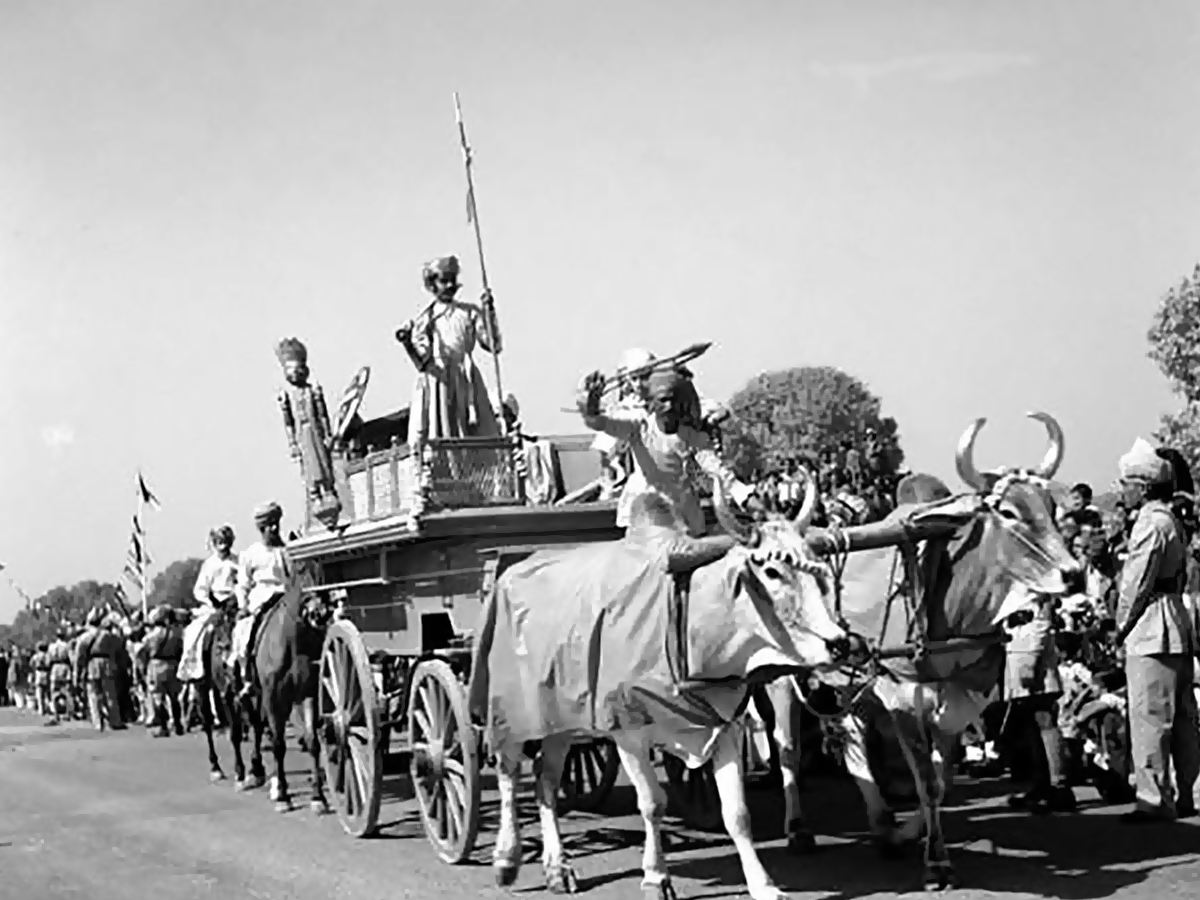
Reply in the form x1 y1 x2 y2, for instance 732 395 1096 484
195 587 333 814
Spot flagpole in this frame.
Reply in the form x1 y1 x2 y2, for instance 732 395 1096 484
138 472 148 618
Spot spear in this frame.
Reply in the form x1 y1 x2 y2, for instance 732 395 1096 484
453 92 509 435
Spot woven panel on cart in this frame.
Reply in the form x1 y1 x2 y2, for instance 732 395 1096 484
427 437 523 508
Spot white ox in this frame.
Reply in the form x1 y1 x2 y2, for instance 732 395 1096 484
473 477 851 900
763 414 1082 890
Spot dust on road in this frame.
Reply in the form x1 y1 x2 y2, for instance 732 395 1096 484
0 707 1197 900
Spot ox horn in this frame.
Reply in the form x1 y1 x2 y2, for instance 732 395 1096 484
1027 411 1064 479
955 417 989 492
712 477 755 544
792 469 818 533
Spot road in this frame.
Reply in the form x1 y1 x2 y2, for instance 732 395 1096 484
1 706 1198 900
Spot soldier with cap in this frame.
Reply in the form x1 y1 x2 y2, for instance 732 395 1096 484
577 364 756 536
46 627 74 723
395 255 502 445
143 606 184 737
30 641 50 717
233 502 293 702
73 608 126 730
1113 437 1200 822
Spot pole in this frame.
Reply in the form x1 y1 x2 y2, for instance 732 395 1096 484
453 92 509 435
137 475 148 618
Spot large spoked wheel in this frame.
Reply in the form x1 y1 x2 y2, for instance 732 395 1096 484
319 620 383 838
558 738 621 814
408 659 481 864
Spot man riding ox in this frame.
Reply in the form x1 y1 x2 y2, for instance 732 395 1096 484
234 503 292 703
578 364 757 536
472 368 856 900
765 413 1082 890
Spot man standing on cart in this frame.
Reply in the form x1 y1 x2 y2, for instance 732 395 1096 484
576 360 756 536
395 255 503 445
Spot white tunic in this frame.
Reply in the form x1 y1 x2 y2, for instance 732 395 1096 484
236 542 292 615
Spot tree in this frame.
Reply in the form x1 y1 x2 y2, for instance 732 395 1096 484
1147 262 1200 473
147 558 205 610
724 366 906 476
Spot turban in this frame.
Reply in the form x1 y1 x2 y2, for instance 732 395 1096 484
1118 437 1172 485
895 473 952 506
422 255 460 284
275 337 307 366
253 501 283 526
502 394 520 420
645 367 690 402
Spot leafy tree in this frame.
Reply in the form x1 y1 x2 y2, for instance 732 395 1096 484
723 366 905 476
1147 263 1200 472
147 558 205 610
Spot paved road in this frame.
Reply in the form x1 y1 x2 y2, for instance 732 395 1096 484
1 706 1198 900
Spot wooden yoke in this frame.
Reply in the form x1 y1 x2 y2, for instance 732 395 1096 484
802 515 957 558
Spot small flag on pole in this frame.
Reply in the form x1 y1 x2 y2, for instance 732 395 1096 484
132 514 144 536
123 564 144 590
137 472 162 511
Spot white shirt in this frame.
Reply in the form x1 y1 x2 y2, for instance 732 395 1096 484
236 542 292 614
193 553 239 608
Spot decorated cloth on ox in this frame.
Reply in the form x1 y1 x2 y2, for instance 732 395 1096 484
469 536 825 767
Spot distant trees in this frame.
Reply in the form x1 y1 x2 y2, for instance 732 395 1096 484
721 365 905 479
1147 262 1200 473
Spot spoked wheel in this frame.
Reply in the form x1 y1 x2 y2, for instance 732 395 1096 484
408 659 481 864
318 620 383 837
558 738 621 814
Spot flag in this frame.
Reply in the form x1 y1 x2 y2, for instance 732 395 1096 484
132 514 143 536
137 472 162 511
113 583 128 607
123 564 144 590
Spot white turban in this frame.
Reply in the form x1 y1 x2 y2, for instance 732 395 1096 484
1118 437 1171 484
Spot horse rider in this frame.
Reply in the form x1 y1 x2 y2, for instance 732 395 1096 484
179 525 239 683
1113 437 1200 822
577 364 757 536
73 609 126 731
46 627 74 723
30 641 51 717
395 254 503 446
143 606 185 737
234 502 293 703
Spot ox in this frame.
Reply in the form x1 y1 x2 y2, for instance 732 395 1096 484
763 413 1082 890
470 478 852 900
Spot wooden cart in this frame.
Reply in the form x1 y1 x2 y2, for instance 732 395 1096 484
289 406 627 862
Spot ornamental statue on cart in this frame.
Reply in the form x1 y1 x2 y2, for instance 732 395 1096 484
275 337 342 527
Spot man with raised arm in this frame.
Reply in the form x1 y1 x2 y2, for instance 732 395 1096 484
577 364 756 536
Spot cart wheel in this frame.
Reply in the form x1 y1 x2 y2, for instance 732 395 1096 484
558 738 620 814
409 659 481 864
662 753 723 831
318 620 383 838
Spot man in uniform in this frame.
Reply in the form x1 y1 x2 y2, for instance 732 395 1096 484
395 255 502 445
30 641 50 717
577 364 755 536
46 627 74 724
73 608 126 731
1114 437 1200 822
143 606 185 737
234 502 293 702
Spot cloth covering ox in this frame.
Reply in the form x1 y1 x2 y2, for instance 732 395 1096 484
468 478 855 900
764 413 1082 891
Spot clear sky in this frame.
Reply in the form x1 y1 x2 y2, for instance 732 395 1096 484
2 1 1198 619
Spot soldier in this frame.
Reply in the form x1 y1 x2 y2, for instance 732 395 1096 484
73 609 126 730
1113 437 1200 822
143 606 184 737
46 627 74 723
577 365 756 537
30 641 50 717
395 255 502 445
233 502 293 702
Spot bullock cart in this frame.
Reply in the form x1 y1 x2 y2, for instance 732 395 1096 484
662 512 1012 830
289 407 628 861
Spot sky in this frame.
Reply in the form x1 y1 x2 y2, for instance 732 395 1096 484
2 1 1199 619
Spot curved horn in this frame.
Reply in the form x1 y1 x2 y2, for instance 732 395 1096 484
792 469 818 533
712 478 754 544
955 417 989 491
1027 411 1064 480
